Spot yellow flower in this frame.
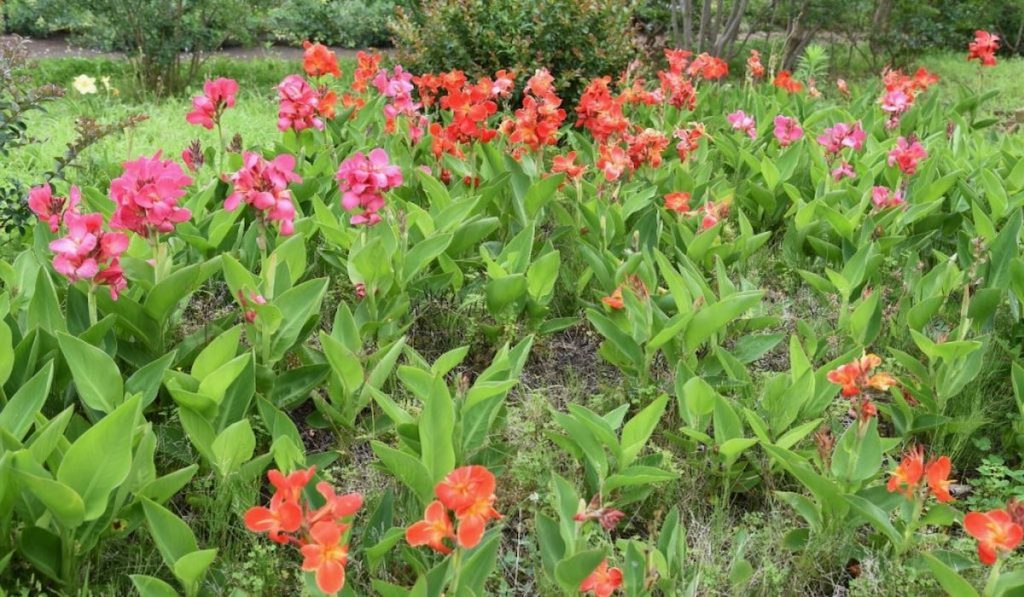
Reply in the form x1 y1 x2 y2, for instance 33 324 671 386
72 74 98 95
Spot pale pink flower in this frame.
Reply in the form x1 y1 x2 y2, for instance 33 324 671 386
831 161 856 181
186 77 238 129
773 115 803 147
225 152 302 235
109 152 193 237
28 183 80 232
871 186 905 209
277 75 323 132
817 121 866 155
336 148 403 226
727 110 757 139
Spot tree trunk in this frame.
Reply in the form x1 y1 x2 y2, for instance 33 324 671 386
870 0 894 53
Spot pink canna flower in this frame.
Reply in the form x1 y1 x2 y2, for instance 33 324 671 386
225 152 302 235
28 183 80 232
109 152 193 237
49 211 129 299
277 75 323 132
887 136 928 175
773 115 803 147
335 148 403 226
871 186 905 209
727 110 757 139
186 77 238 129
831 161 856 181
817 121 866 155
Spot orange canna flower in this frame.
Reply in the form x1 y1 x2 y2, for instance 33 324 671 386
967 30 1000 67
773 70 803 93
436 465 496 512
300 521 350 594
827 354 889 397
268 467 316 504
244 494 303 544
406 500 455 554
453 494 503 549
552 151 586 180
964 509 1023 566
886 446 925 499
602 286 625 310
302 41 341 78
580 559 623 597
925 456 955 503
664 192 691 214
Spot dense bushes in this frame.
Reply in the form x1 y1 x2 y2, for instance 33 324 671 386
268 0 398 48
391 0 637 101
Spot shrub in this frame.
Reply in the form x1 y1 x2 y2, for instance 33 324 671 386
268 0 397 48
391 0 638 101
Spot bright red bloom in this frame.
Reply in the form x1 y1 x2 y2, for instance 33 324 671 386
657 69 697 111
244 493 303 543
664 192 691 214
576 77 630 142
300 521 349 594
687 52 728 80
268 467 316 503
185 77 238 130
887 136 928 175
436 466 496 512
887 446 925 498
28 182 80 232
773 71 803 93
302 41 341 78
453 493 502 549
746 49 765 80
318 88 338 120
406 500 455 554
109 152 193 236
664 49 692 75
625 127 669 169
617 78 659 105
964 509 1023 565
967 30 1000 66
225 152 302 235
580 559 623 597
552 151 586 180
926 456 954 503
503 69 565 157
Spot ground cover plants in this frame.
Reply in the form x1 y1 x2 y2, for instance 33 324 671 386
3 28 1024 596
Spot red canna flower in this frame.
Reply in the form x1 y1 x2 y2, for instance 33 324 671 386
575 496 626 531
268 467 317 504
887 446 925 499
773 71 803 93
664 49 693 75
602 287 625 310
657 69 697 111
687 52 728 80
624 127 669 169
28 182 80 232
580 559 623 597
352 50 382 94
576 77 630 141
552 151 586 180
300 521 350 594
302 41 341 78
453 493 502 549
674 123 705 161
827 354 894 397
746 49 765 80
109 152 193 237
277 75 323 132
406 500 455 554
597 143 631 182
664 192 691 214
887 136 928 175
967 30 1000 67
436 466 495 512
185 77 238 130
503 68 566 157
49 211 129 299
925 456 954 503
964 509 1023 565
244 493 303 543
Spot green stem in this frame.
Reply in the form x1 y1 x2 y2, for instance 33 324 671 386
87 286 98 328
449 548 463 595
898 496 923 555
983 557 1003 597
216 120 226 173
60 528 76 590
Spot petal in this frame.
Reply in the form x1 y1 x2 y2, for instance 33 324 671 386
309 520 342 547
456 514 486 549
316 559 346 595
244 507 277 532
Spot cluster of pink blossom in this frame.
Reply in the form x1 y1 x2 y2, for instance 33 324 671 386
727 110 757 139
373 66 427 142
277 75 324 132
887 136 928 175
872 186 905 210
49 209 129 299
186 77 238 129
336 148 403 225
816 121 866 181
28 182 80 232
225 152 303 235
773 115 804 147
108 152 193 236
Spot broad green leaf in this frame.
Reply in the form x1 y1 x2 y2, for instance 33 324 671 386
0 361 54 442
58 332 124 413
620 395 668 467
